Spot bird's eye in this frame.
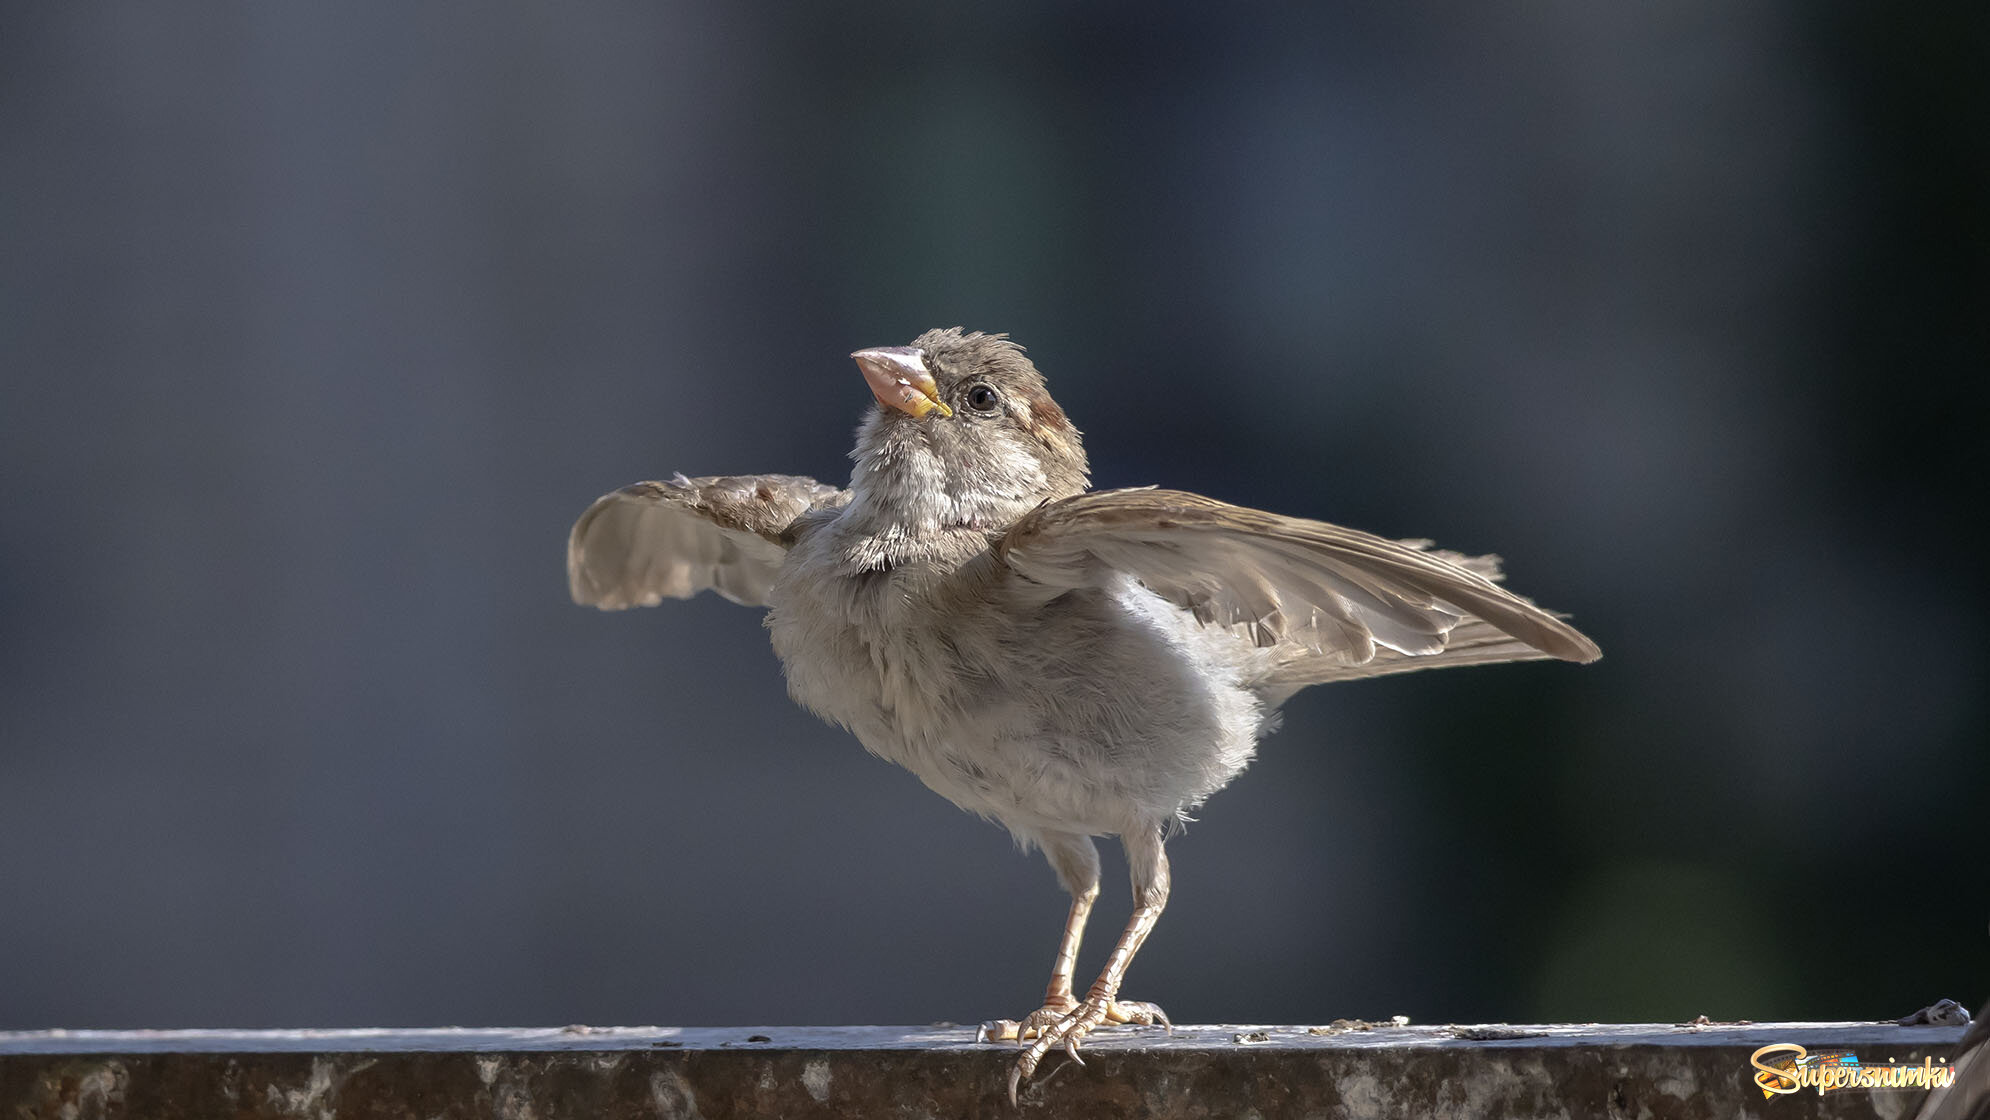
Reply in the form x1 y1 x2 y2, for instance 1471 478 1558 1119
965 384 1001 412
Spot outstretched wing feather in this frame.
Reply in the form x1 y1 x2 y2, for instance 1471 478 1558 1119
567 474 847 609
996 488 1599 674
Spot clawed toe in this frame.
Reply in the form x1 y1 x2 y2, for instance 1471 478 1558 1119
999 994 1168 1104
1009 1000 1104 1106
977 1018 1022 1044
1105 999 1170 1028
978 1000 1078 1044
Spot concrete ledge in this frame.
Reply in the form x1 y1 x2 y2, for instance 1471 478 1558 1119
1 1021 1966 1118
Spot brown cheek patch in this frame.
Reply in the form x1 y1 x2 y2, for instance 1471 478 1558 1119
1021 386 1069 436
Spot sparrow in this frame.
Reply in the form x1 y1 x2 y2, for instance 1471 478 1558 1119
567 327 1601 1102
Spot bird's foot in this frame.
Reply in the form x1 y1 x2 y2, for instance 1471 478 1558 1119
976 996 1077 1044
984 994 1169 1104
977 995 1168 1043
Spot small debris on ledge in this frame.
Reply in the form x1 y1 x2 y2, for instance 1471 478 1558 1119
0 1021 1967 1119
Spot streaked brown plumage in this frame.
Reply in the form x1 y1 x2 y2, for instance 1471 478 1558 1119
567 327 1600 1102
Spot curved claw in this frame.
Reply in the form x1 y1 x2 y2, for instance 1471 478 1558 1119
1108 999 1171 1028
994 993 1166 1103
982 1003 1077 1048
978 1018 1020 1044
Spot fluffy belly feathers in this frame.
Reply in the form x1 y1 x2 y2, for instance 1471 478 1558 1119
766 566 1270 838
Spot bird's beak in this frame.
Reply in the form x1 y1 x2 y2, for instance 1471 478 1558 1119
852 347 952 419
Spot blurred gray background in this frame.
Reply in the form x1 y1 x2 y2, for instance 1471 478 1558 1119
1 4 1983 1031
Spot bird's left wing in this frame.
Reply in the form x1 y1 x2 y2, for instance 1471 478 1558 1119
995 488 1600 668
568 474 848 609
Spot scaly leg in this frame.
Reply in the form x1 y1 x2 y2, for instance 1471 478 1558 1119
978 832 1171 1047
977 884 1095 1041
1007 825 1172 1104
979 832 1096 1041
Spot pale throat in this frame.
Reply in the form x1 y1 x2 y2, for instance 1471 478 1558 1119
844 437 1046 542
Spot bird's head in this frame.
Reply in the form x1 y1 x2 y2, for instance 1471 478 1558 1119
846 328 1089 533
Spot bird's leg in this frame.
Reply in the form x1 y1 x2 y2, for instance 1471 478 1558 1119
979 833 1099 1042
977 885 1097 1043
1007 826 1172 1104
1042 878 1097 1011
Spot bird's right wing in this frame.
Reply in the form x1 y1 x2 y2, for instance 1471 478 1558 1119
567 474 848 609
995 488 1599 676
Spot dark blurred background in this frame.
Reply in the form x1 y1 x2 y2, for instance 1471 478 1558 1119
1 4 1983 1032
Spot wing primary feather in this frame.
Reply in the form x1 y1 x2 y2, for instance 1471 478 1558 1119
567 473 846 610
996 488 1601 672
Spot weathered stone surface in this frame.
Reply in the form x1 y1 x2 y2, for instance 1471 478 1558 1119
0 1022 1965 1118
